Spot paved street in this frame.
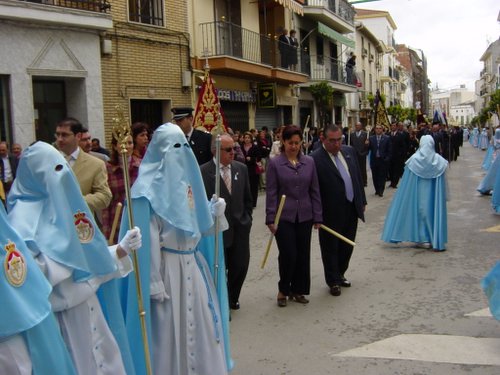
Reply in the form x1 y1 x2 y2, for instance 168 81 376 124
228 142 500 375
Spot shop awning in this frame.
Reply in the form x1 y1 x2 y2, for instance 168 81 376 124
274 0 304 16
317 22 355 49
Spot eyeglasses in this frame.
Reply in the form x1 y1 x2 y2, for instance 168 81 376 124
54 132 74 139
221 147 235 153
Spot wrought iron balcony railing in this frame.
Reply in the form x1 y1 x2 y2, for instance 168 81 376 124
200 20 310 73
306 54 356 86
18 0 111 13
305 0 355 24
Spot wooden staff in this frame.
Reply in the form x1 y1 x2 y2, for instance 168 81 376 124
302 115 311 153
261 195 286 269
112 106 152 375
320 224 356 247
107 202 123 246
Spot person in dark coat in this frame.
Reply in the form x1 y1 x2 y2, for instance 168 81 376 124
200 134 253 311
311 124 366 296
172 107 212 165
368 124 391 197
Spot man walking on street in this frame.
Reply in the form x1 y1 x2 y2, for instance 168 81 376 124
349 122 368 187
201 134 253 310
312 125 366 296
368 125 391 197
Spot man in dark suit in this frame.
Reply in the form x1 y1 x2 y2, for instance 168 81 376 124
388 122 408 188
200 134 253 310
311 124 366 297
349 122 368 187
172 107 212 165
0 141 19 197
368 124 391 197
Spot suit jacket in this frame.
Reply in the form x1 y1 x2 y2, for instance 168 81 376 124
349 131 368 157
389 131 408 160
311 145 366 224
368 134 392 164
72 149 112 212
200 160 253 247
190 129 212 165
0 154 18 182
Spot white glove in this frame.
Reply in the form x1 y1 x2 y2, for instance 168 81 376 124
151 290 170 303
118 227 142 255
209 194 226 218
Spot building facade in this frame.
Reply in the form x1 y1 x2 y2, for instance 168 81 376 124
0 0 112 147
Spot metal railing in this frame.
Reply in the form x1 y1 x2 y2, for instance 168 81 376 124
307 54 356 85
200 20 310 73
19 0 111 13
305 0 354 24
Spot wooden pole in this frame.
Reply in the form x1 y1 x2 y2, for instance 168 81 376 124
107 202 123 246
261 195 286 269
320 224 356 247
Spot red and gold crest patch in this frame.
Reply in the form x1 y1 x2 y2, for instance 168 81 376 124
74 210 94 243
3 241 27 287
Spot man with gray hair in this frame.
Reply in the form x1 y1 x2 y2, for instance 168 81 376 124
200 133 253 310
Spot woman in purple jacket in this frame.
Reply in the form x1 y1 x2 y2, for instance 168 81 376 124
266 125 322 307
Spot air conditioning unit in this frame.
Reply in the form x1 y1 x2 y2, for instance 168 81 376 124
369 54 374 62
362 48 368 57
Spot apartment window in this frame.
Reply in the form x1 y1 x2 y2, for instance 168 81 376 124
129 0 164 26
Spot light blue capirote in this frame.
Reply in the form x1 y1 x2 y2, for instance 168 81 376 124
482 261 500 320
0 201 76 375
481 129 500 170
478 129 500 194
382 135 448 251
119 124 233 374
7 141 117 281
7 142 134 374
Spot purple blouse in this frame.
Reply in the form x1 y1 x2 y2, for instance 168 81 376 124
265 153 322 224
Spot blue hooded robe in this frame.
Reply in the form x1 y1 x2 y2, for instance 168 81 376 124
382 135 448 251
118 124 232 374
0 202 76 375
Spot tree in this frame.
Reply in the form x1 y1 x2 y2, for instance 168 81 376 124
309 81 334 128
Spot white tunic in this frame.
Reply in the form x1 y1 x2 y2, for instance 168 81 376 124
36 247 132 375
0 335 31 375
149 214 228 375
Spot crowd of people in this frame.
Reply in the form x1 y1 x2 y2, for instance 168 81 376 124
3 107 491 373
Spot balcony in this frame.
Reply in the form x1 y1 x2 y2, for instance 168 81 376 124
304 0 355 34
1 0 112 30
300 54 358 92
197 21 309 85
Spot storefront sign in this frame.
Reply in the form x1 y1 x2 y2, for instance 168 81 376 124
217 89 255 103
257 83 276 109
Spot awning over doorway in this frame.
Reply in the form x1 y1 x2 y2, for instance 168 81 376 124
317 22 355 49
274 0 304 16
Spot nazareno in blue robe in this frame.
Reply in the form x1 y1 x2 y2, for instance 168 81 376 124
381 135 448 251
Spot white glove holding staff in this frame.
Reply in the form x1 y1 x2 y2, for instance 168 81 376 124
210 194 226 218
118 226 142 255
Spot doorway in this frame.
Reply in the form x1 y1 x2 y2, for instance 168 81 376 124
33 80 66 143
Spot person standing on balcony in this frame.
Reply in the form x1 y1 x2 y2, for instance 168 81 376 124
278 28 291 69
289 29 299 71
346 52 356 84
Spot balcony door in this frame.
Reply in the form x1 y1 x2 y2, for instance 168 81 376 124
214 0 242 58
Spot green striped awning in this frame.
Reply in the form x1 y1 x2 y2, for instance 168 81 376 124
317 22 355 49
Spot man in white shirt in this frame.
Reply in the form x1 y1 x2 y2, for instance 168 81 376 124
55 118 111 213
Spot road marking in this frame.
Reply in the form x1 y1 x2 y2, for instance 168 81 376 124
333 334 500 366
465 308 492 317
480 225 500 233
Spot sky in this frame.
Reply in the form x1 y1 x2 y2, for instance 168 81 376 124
352 0 500 91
